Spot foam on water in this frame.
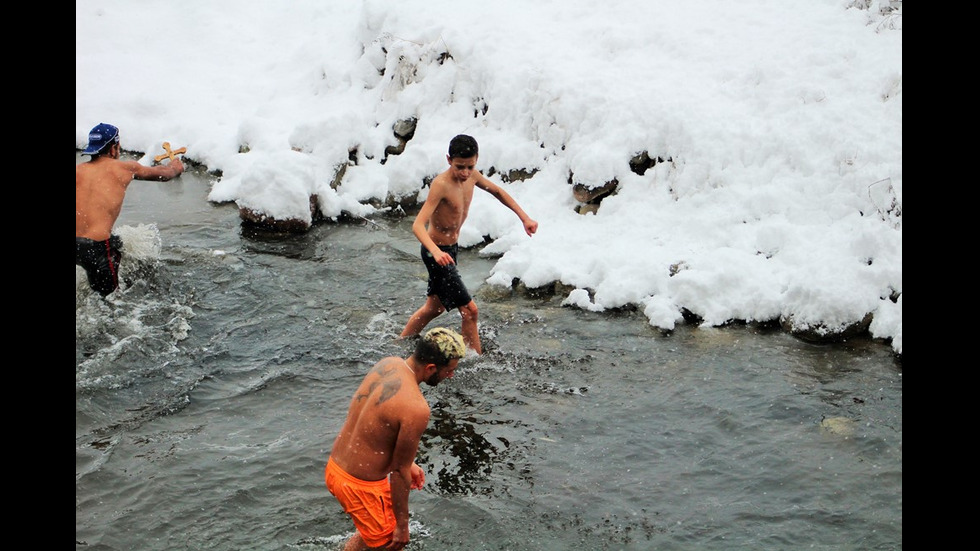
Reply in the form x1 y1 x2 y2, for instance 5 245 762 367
76 223 195 389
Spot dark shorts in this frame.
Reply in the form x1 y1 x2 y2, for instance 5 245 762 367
76 235 123 296
422 243 472 310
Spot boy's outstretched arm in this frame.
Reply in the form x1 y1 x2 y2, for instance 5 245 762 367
475 174 538 237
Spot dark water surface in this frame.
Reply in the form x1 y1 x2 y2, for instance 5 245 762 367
76 156 902 550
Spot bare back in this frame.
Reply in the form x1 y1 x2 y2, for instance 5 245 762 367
76 154 184 242
330 357 431 481
76 158 137 241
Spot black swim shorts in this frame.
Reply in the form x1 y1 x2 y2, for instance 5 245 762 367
76 235 123 297
421 243 472 310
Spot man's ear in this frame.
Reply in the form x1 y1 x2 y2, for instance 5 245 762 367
446 154 452 165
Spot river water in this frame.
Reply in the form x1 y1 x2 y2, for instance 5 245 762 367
76 155 902 551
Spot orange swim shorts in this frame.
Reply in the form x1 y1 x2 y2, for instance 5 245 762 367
325 456 395 547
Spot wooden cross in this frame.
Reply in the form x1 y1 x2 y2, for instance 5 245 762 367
154 141 187 163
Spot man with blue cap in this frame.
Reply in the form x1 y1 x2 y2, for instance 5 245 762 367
75 122 185 296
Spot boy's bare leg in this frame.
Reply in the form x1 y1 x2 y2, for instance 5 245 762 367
459 301 482 354
400 295 445 338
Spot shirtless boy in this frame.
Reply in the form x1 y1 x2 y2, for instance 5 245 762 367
75 123 184 296
399 134 538 354
325 327 466 550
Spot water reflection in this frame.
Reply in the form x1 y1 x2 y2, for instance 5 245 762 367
419 404 503 496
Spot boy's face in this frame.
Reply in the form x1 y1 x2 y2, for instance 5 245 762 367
447 154 477 182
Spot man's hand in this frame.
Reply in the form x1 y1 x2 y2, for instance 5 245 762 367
409 462 426 490
386 524 410 550
170 157 185 174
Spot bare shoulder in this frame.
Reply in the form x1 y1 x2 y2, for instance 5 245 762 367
114 159 143 173
399 388 431 423
363 357 424 405
401 401 431 434
418 174 455 214
76 158 130 185
75 161 93 177
369 357 405 376
427 171 453 195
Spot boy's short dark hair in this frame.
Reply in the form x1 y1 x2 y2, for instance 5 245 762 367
448 134 479 159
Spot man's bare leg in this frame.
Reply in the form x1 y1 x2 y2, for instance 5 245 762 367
343 532 367 551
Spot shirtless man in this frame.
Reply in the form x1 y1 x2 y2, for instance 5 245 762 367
399 134 538 354
325 327 466 551
75 123 184 296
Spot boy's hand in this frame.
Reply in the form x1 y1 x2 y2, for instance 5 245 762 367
524 219 539 237
434 250 455 266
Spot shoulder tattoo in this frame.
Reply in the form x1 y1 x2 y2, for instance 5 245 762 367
356 363 403 405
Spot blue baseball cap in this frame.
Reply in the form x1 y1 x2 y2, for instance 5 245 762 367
82 123 120 155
